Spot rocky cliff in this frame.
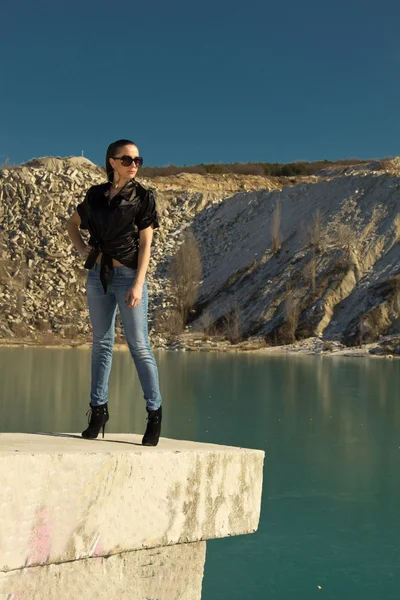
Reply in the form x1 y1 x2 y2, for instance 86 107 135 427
1 156 400 348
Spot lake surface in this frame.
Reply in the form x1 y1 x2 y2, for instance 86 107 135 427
1 347 400 599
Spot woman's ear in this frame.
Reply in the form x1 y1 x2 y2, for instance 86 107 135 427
109 157 115 170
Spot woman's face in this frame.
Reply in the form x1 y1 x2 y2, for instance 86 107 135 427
109 144 140 181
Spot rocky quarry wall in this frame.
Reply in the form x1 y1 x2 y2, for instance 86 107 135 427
1 156 400 348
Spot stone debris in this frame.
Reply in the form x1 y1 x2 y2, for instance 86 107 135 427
0 157 287 347
1 155 400 354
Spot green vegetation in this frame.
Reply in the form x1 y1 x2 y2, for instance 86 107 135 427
140 158 372 178
0 156 373 179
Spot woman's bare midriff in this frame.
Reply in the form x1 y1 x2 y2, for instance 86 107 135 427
96 252 124 266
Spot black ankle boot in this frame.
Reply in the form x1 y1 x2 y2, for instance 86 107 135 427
142 406 162 446
82 403 109 439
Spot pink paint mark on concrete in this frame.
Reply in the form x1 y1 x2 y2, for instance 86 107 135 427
89 535 104 564
93 538 103 556
28 507 52 565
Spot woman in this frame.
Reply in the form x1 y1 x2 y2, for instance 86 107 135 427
66 139 162 446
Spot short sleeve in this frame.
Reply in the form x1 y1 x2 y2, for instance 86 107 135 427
76 188 91 230
135 189 160 231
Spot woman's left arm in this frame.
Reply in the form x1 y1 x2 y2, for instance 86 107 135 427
125 226 154 308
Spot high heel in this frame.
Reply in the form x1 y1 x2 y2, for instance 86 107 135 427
82 403 109 439
142 406 162 446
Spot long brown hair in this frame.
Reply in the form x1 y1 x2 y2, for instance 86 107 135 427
105 139 137 182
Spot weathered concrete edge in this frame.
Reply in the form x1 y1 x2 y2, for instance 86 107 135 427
0 435 265 572
0 541 206 600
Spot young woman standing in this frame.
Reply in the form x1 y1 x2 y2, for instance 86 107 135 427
66 139 162 446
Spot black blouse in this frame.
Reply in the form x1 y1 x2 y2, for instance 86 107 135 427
76 178 160 293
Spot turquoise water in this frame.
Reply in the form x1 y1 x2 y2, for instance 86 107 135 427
1 347 399 599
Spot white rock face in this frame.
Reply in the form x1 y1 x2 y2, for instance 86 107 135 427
1 156 400 346
188 164 400 345
0 434 264 571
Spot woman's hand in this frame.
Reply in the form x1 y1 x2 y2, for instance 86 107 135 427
125 283 143 308
78 244 93 257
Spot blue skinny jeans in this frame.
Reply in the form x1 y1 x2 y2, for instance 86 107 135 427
86 264 162 411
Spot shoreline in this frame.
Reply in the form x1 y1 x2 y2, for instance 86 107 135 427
0 336 397 358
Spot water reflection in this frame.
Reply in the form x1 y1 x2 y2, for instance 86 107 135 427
2 348 400 598
0 347 202 438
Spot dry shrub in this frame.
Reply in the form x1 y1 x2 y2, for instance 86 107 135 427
0 258 29 314
393 290 400 314
391 214 400 245
11 320 30 338
359 305 390 345
152 307 185 336
199 310 216 336
331 257 352 274
270 287 301 345
167 228 202 327
388 276 400 313
34 318 51 332
223 305 241 344
283 288 300 342
325 246 355 278
62 324 79 339
0 255 27 288
358 317 366 348
271 201 281 254
306 209 326 253
335 223 354 253
268 323 294 346
303 250 317 294
322 340 335 352
35 331 59 345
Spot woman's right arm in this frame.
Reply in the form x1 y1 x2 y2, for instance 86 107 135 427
66 211 92 257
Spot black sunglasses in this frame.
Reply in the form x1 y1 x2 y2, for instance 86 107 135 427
113 155 144 168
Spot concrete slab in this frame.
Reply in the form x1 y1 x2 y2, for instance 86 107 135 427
0 541 206 600
0 434 264 572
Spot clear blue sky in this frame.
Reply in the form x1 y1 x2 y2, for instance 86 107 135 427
1 0 399 168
